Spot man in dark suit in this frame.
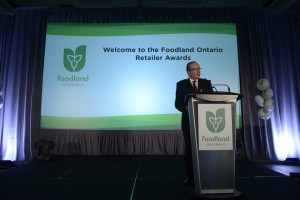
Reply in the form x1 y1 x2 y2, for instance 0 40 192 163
175 61 213 186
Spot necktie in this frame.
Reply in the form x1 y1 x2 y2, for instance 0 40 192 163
193 80 197 93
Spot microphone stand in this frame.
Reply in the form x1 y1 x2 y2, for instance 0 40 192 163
212 84 231 93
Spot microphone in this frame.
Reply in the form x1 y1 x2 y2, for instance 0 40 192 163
212 86 218 92
212 84 231 93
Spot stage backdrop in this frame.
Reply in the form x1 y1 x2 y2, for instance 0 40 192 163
41 23 241 130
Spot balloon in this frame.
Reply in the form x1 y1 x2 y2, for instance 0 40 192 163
264 99 275 111
254 95 264 107
262 88 273 99
258 108 272 120
255 79 274 119
257 79 270 91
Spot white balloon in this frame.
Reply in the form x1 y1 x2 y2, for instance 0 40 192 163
255 95 264 107
258 108 272 120
262 88 273 99
264 99 275 111
257 79 270 91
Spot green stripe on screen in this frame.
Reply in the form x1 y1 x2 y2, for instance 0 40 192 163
40 114 182 130
40 114 242 130
47 23 236 36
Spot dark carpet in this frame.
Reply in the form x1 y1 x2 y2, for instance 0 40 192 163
0 156 300 200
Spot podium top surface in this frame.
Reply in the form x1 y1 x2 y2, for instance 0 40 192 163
185 92 242 104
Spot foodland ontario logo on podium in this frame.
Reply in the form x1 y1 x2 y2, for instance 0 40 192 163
63 45 86 72
198 104 233 150
206 108 225 133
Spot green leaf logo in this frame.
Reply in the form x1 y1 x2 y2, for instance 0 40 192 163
258 79 264 87
206 108 225 133
63 45 86 72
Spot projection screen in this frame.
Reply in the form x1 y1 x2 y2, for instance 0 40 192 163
41 23 241 130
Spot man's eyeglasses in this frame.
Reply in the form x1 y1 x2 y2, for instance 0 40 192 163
189 67 201 71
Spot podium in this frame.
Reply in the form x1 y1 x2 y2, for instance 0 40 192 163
186 92 242 197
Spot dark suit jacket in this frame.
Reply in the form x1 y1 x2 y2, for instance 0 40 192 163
175 78 213 131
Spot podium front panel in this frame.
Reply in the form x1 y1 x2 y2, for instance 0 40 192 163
188 96 237 196
198 151 234 192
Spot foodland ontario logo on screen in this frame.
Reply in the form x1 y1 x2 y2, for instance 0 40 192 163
58 45 89 87
63 45 86 72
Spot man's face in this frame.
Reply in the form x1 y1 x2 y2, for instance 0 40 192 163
188 62 201 80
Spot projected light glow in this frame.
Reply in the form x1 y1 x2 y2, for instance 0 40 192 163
2 113 17 161
40 23 241 130
269 83 300 160
272 116 300 160
123 85 159 115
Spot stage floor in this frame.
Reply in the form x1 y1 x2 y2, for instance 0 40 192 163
0 156 300 200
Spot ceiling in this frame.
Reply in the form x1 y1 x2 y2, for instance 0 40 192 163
1 0 300 13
